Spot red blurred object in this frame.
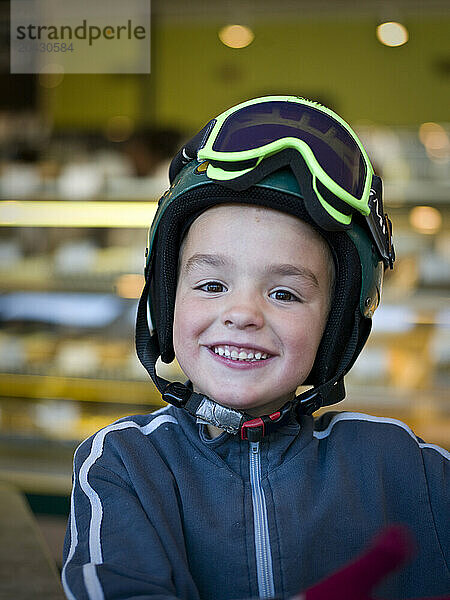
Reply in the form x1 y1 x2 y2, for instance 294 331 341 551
292 525 450 600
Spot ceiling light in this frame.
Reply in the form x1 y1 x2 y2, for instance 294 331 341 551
376 22 409 47
219 24 254 49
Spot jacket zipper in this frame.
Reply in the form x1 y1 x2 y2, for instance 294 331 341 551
249 441 275 598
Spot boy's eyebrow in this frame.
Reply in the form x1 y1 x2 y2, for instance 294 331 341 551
183 253 319 287
263 263 319 287
183 253 230 274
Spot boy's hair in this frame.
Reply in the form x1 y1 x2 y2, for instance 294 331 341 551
135 96 395 439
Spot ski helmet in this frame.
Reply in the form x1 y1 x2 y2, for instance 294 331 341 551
136 96 395 441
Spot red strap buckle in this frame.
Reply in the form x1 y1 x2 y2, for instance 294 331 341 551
240 411 282 441
268 411 281 421
241 417 264 440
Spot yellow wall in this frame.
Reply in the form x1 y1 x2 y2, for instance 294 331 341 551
44 74 143 130
47 16 449 132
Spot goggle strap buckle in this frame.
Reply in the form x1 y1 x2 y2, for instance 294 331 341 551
240 403 294 441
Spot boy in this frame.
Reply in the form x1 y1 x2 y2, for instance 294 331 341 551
62 97 449 600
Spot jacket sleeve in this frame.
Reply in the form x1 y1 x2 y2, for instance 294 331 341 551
420 442 450 572
61 431 201 600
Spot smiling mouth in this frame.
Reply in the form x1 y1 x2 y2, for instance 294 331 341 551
209 344 273 362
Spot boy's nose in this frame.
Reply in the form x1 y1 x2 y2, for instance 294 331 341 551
221 298 264 330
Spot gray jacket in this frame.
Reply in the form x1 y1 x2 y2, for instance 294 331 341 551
62 406 450 599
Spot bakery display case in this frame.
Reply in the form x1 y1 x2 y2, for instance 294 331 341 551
0 4 448 588
0 125 449 503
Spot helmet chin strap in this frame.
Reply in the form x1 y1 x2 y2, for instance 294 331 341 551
164 380 298 441
162 377 345 442
136 278 350 442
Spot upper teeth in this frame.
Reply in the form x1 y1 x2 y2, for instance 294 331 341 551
213 346 269 361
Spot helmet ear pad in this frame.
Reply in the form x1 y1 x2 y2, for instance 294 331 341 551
305 231 369 387
149 183 369 391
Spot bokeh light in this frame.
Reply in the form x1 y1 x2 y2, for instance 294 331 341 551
419 122 450 162
376 22 409 47
219 24 254 49
115 274 144 299
38 63 65 88
105 115 134 143
409 206 442 235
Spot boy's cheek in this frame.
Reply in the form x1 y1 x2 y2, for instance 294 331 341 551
173 303 207 359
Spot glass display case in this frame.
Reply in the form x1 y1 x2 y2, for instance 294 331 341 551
0 126 449 504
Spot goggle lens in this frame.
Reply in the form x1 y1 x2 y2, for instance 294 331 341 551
211 101 367 198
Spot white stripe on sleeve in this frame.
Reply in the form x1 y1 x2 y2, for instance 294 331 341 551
62 414 178 600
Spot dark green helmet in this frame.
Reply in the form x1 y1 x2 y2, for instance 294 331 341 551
136 97 395 441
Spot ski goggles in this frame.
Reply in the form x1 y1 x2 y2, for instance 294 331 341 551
196 96 373 223
170 96 394 267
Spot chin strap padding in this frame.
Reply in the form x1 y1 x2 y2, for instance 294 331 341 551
163 383 244 434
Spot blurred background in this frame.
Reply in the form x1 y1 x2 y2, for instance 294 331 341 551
0 0 449 584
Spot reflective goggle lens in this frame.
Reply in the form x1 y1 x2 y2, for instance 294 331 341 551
210 100 367 199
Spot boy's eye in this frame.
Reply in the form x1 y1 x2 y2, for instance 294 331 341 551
197 281 226 293
269 289 299 302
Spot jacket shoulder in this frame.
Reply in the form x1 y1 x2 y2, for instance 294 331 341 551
73 406 180 465
313 410 449 461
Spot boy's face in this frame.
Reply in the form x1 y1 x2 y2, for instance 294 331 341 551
173 204 332 417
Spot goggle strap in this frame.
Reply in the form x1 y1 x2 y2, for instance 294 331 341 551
289 156 352 231
313 178 353 225
365 176 396 268
385 215 395 269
